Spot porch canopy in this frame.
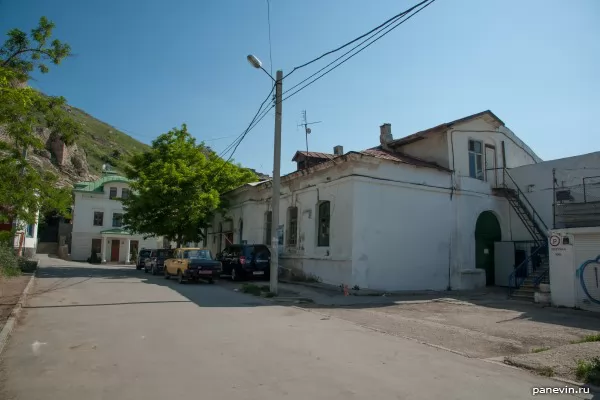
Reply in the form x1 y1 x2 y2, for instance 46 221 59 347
100 228 134 263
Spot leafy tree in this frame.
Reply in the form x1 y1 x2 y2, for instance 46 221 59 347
0 16 71 79
0 17 79 225
123 125 257 246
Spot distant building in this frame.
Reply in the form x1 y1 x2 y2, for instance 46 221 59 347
71 171 163 262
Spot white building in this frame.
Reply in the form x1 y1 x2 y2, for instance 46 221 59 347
71 172 163 263
208 110 548 291
8 213 39 258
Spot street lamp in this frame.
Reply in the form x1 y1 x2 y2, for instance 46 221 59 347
248 54 282 294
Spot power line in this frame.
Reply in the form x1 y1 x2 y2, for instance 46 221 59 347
283 0 436 102
218 0 436 169
284 0 430 80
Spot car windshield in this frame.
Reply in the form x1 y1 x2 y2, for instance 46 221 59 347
157 249 173 258
185 250 213 260
139 250 151 257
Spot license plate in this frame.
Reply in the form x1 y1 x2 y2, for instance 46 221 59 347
199 270 213 275
253 271 265 275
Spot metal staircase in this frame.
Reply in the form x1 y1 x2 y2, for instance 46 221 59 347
494 169 550 301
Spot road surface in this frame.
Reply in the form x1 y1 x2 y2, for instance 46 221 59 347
0 257 592 399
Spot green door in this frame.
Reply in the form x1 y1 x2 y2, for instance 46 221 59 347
475 211 501 286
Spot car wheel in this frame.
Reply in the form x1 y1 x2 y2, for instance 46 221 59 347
144 267 148 273
164 269 170 279
151 266 157 276
208 279 215 284
178 270 185 284
136 265 142 270
231 268 237 281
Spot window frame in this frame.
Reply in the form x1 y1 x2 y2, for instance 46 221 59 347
264 211 272 244
112 212 124 228
121 188 130 199
317 201 330 247
468 139 484 180
286 206 298 247
109 187 118 199
93 211 104 227
91 238 102 254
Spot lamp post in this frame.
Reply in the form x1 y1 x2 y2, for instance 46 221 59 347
248 54 281 294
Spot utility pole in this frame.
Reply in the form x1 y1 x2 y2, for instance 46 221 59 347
270 70 283 294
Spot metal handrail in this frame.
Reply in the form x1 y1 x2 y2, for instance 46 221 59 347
502 168 549 234
508 245 547 294
532 267 550 287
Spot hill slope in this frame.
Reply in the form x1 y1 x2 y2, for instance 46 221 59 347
67 106 149 176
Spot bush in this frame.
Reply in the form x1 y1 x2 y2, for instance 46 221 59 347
0 244 21 277
240 283 262 296
575 358 600 385
87 249 101 264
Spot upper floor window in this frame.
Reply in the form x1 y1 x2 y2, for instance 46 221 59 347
317 201 330 247
93 211 104 226
287 207 298 247
468 140 484 180
112 213 123 228
121 188 130 199
109 187 118 199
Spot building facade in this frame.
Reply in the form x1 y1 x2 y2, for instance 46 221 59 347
71 172 163 263
208 110 548 291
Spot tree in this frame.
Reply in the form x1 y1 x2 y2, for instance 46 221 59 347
123 125 257 247
0 16 71 79
0 17 80 225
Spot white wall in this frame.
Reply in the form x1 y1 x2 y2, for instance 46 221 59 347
13 210 39 251
398 131 450 169
72 181 130 234
509 152 600 232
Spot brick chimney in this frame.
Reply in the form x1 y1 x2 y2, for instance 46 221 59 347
379 123 393 150
333 145 343 156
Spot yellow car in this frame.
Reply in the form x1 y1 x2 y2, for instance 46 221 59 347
164 248 222 284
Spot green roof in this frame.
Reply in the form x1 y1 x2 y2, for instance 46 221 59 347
100 228 131 235
74 172 130 193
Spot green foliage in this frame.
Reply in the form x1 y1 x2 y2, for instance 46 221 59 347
0 244 20 277
0 16 71 79
571 334 600 344
531 347 550 353
575 358 600 385
123 124 257 245
241 283 262 296
87 248 101 264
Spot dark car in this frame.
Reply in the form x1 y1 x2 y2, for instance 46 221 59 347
218 244 271 281
145 249 174 275
136 249 154 270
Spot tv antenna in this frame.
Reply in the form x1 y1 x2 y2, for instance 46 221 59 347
298 110 322 170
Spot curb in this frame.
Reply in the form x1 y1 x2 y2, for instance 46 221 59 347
0 269 37 356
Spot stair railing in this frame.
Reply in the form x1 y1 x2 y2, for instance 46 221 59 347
508 245 548 295
501 168 549 239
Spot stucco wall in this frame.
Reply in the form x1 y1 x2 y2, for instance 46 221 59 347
398 131 450 168
71 232 159 262
72 181 131 234
509 152 600 231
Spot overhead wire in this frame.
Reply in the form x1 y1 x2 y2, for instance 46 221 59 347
283 0 430 80
282 0 436 102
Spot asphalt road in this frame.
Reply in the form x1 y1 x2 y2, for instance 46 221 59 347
0 258 592 399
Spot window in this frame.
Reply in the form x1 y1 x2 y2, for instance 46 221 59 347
93 211 104 226
25 224 34 238
287 207 298 247
91 238 102 254
264 211 272 244
112 213 123 227
468 140 484 180
109 187 117 199
317 201 330 247
121 188 130 199
186 249 213 260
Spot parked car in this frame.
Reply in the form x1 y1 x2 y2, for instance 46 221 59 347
218 244 271 281
145 248 174 275
164 248 221 284
136 248 154 270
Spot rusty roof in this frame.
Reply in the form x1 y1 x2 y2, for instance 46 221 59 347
358 147 451 172
291 151 335 162
388 110 504 148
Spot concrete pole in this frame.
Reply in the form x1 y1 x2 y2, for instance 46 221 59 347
125 238 131 264
102 237 108 263
270 70 283 294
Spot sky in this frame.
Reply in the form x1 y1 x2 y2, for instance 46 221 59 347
1 0 599 175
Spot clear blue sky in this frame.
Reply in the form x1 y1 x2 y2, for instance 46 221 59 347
2 0 599 175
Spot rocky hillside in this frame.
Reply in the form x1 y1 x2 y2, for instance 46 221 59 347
0 103 149 187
